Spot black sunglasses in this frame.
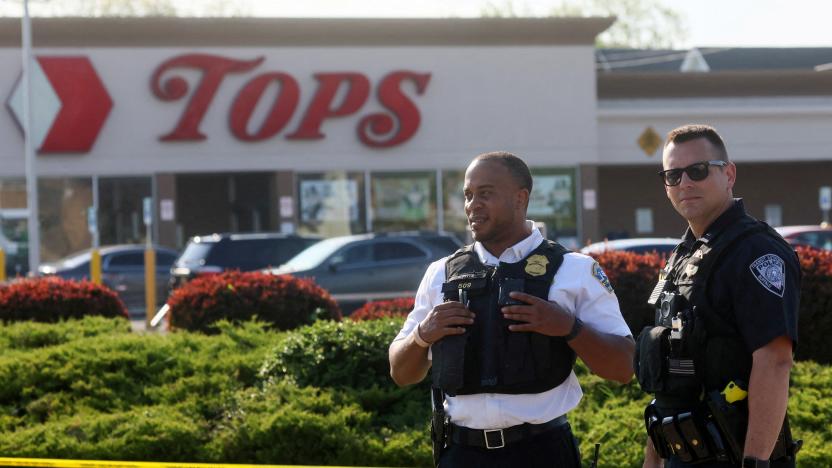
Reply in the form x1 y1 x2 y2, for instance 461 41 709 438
658 160 728 186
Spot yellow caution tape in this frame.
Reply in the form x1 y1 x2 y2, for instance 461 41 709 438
0 459 378 468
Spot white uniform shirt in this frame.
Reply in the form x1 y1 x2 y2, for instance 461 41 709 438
392 222 632 430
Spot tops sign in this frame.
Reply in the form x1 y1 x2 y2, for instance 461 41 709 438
151 54 432 148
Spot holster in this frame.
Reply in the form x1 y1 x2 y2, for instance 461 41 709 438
430 387 448 467
645 398 731 465
644 402 671 459
706 390 801 464
646 392 801 466
704 390 746 464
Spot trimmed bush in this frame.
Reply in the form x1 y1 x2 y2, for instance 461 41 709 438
0 315 130 351
167 271 341 333
0 406 209 461
0 317 830 466
592 250 665 336
0 277 127 323
350 297 415 321
0 319 274 430
591 247 832 363
261 318 406 389
210 381 429 467
794 246 832 363
306 247 832 363
260 317 431 433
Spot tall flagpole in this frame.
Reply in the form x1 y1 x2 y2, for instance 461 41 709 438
21 0 41 274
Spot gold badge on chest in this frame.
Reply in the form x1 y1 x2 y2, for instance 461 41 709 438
525 254 549 276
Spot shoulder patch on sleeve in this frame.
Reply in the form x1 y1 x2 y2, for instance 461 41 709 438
749 253 785 298
591 261 614 293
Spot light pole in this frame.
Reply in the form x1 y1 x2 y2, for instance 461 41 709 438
20 0 41 274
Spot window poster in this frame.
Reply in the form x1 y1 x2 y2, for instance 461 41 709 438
300 179 358 223
373 175 432 222
528 174 573 218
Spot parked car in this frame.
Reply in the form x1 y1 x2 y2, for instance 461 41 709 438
775 224 832 250
580 237 680 256
37 244 179 316
170 232 321 289
266 231 463 309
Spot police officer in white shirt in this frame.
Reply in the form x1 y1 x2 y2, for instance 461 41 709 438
389 151 635 467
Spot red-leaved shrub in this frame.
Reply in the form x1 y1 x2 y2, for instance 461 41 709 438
794 246 832 363
167 271 341 333
0 277 128 323
235 248 832 362
350 297 415 321
592 247 832 363
592 250 666 336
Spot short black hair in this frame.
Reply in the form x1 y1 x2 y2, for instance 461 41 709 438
473 151 533 192
665 124 729 161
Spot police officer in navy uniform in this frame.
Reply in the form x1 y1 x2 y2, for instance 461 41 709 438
389 151 635 467
638 125 800 468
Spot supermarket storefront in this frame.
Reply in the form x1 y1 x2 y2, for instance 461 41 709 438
0 17 609 262
2 17 831 266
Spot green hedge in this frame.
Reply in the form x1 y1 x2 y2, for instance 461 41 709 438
0 317 829 467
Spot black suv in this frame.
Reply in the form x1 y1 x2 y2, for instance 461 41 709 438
170 233 320 289
266 231 462 309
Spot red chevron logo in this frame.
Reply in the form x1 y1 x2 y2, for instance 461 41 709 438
7 56 113 154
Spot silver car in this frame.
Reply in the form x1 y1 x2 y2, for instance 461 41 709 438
267 231 462 310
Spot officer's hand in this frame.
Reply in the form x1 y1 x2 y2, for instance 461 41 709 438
419 301 475 344
501 292 575 337
643 438 665 468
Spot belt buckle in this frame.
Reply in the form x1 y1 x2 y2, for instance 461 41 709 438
483 429 505 449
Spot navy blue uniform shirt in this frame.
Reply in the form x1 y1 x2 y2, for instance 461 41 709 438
677 199 799 353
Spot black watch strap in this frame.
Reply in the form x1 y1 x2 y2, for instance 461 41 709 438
563 317 583 341
742 457 770 468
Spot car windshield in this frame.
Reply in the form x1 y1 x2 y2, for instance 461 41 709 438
177 241 214 266
283 236 359 271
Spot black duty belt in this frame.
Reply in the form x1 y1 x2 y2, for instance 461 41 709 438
449 414 569 450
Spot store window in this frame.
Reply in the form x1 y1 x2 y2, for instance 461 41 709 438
764 204 783 227
297 171 365 237
98 177 152 246
442 170 468 241
176 172 275 240
39 177 92 261
636 208 654 234
529 169 578 248
371 171 436 232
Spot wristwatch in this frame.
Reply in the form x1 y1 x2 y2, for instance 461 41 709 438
742 456 770 468
563 316 583 341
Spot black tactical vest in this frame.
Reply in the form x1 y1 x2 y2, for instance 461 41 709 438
431 240 575 396
637 215 793 409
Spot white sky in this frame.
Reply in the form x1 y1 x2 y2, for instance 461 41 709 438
1 0 831 48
